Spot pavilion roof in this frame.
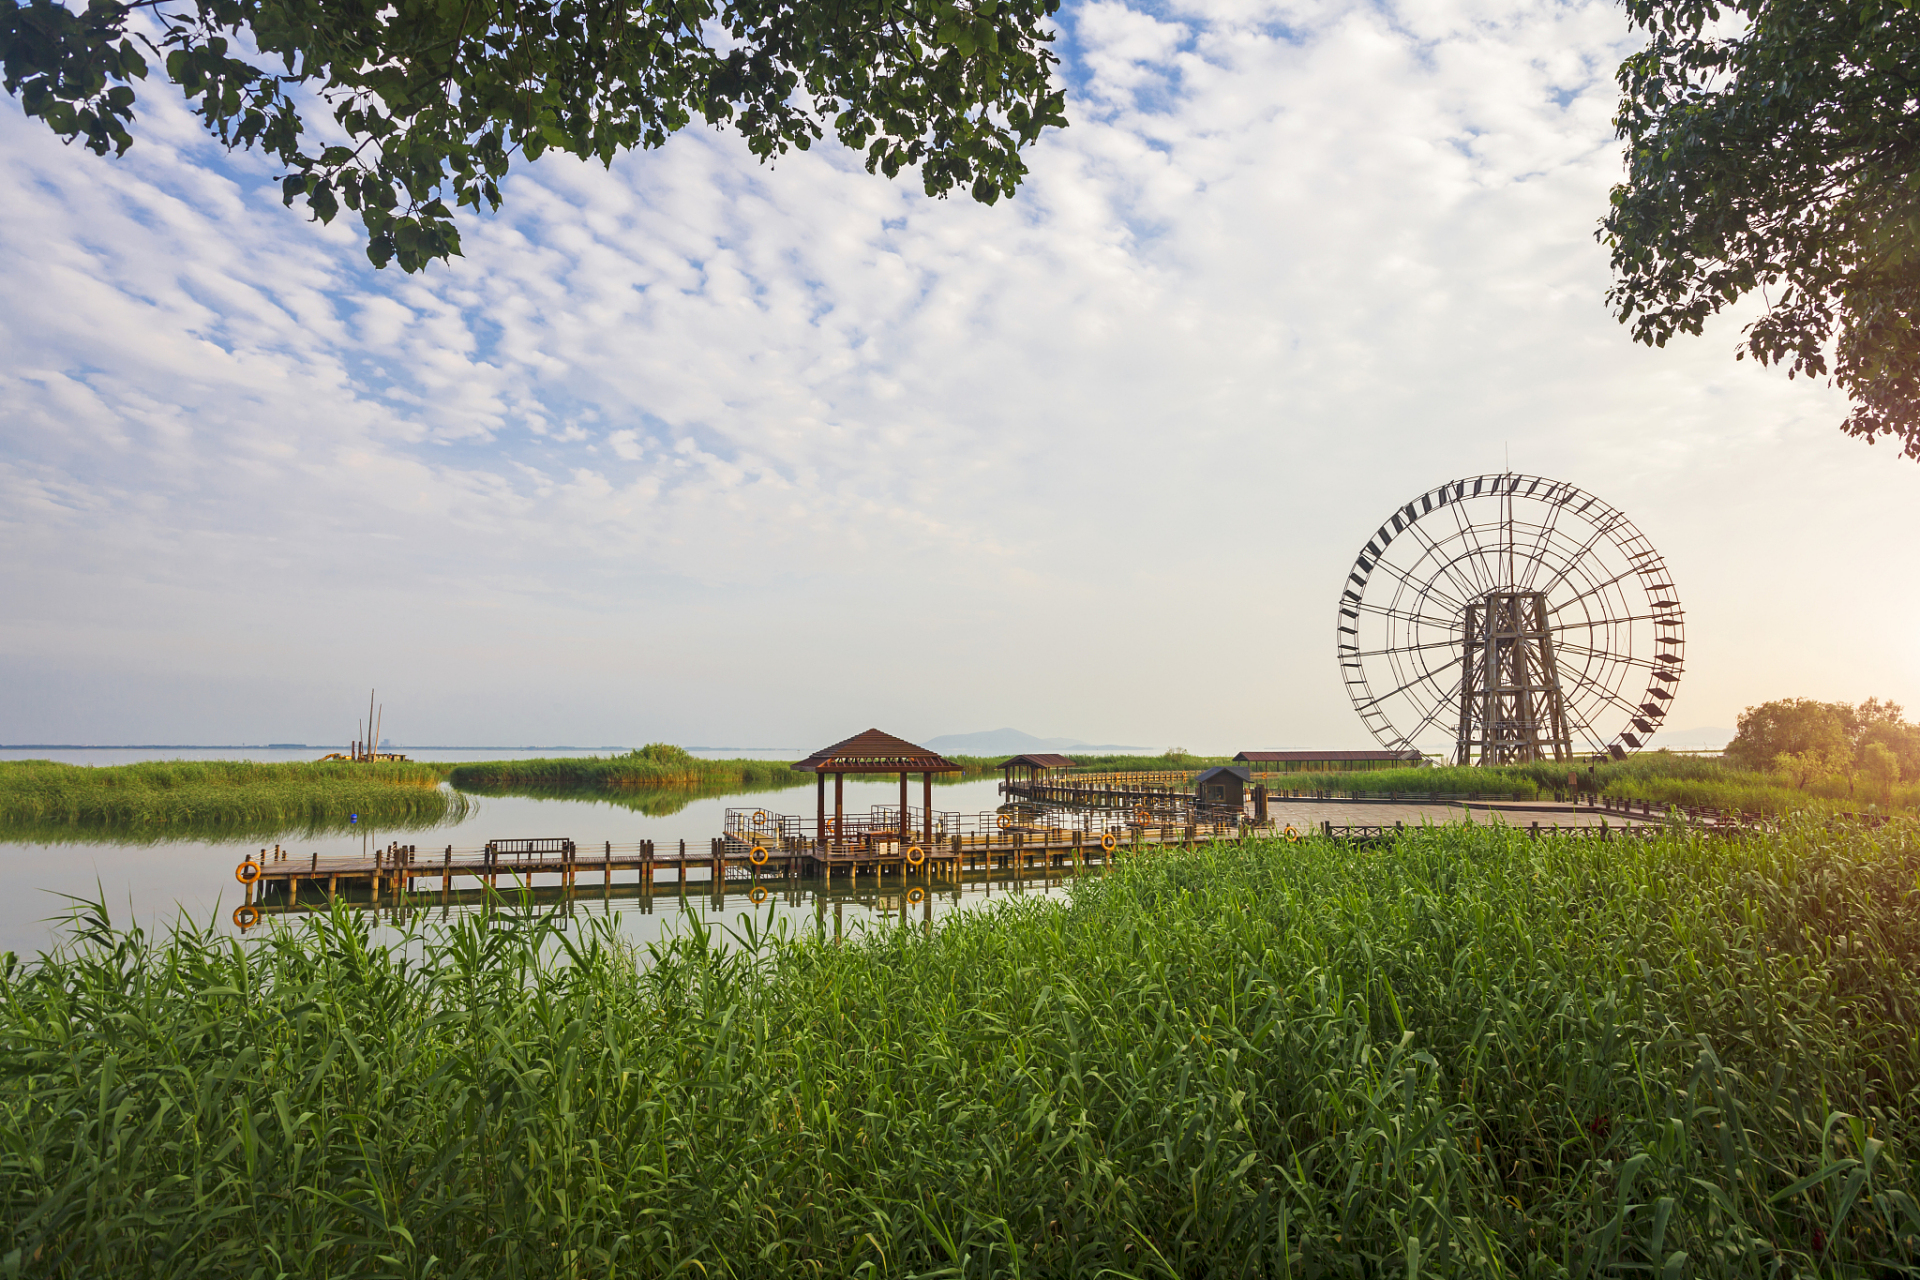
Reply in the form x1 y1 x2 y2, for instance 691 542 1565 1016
792 729 962 774
996 753 1077 770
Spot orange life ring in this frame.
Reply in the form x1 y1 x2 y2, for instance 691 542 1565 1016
753 811 768 826
232 904 260 929
1101 832 1117 851
750 846 769 865
1284 824 1300 843
996 814 1012 829
1134 808 1151 823
822 818 837 835
906 846 925 866
907 886 926 905
236 861 262 885
749 886 768 905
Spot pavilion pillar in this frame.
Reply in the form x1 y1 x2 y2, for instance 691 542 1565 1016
923 771 932 843
899 771 909 844
834 772 844 854
817 771 826 853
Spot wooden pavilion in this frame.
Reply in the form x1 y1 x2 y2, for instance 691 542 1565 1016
1233 750 1424 774
792 729 962 850
996 753 1077 788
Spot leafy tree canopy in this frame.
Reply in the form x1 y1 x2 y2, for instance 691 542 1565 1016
1725 695 1920 778
1603 0 1920 459
0 0 1066 270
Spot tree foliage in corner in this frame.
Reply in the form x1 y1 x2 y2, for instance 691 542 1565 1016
1603 0 1920 459
0 0 1066 270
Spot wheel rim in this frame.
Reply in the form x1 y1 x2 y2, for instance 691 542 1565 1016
1338 474 1682 761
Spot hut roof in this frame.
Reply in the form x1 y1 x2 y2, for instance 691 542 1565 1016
996 753 1078 770
1194 766 1252 784
791 729 962 774
1233 750 1422 763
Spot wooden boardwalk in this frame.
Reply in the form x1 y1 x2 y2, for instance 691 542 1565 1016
229 797 1741 928
1003 777 1202 812
238 819 1249 913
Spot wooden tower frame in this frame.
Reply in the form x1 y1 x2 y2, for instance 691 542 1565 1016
1454 590 1573 765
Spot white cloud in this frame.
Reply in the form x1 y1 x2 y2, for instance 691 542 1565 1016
1 0 1914 751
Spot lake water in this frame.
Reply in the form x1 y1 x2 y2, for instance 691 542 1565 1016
0 773 1083 958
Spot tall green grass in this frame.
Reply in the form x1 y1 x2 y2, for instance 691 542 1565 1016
1267 763 1542 797
446 746 808 792
458 777 817 817
0 759 469 841
6 820 1919 1275
1269 752 1920 815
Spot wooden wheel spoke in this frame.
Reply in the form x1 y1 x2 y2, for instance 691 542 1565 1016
1342 474 1678 759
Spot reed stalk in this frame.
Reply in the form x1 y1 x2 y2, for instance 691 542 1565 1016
4 820 1918 1276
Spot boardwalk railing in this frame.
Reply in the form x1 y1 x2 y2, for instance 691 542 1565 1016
1049 770 1198 789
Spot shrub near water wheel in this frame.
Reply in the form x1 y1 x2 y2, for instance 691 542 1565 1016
4 821 1920 1276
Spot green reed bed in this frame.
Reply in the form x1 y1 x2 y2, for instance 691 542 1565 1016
1270 754 1920 815
5 820 1919 1277
458 777 819 818
0 759 470 841
446 744 808 793
1267 763 1544 798
1603 771 1920 817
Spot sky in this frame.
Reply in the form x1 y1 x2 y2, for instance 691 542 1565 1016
2 0 1915 756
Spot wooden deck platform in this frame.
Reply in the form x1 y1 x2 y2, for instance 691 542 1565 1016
238 820 1251 909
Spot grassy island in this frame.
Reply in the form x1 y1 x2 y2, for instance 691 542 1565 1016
5 819 1918 1276
446 743 808 793
0 759 469 841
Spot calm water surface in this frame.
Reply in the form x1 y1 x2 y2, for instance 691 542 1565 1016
0 774 1082 956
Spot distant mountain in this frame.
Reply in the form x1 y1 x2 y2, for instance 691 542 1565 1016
920 728 1150 757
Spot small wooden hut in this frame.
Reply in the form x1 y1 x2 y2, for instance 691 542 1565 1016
1193 765 1251 808
996 753 1077 787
